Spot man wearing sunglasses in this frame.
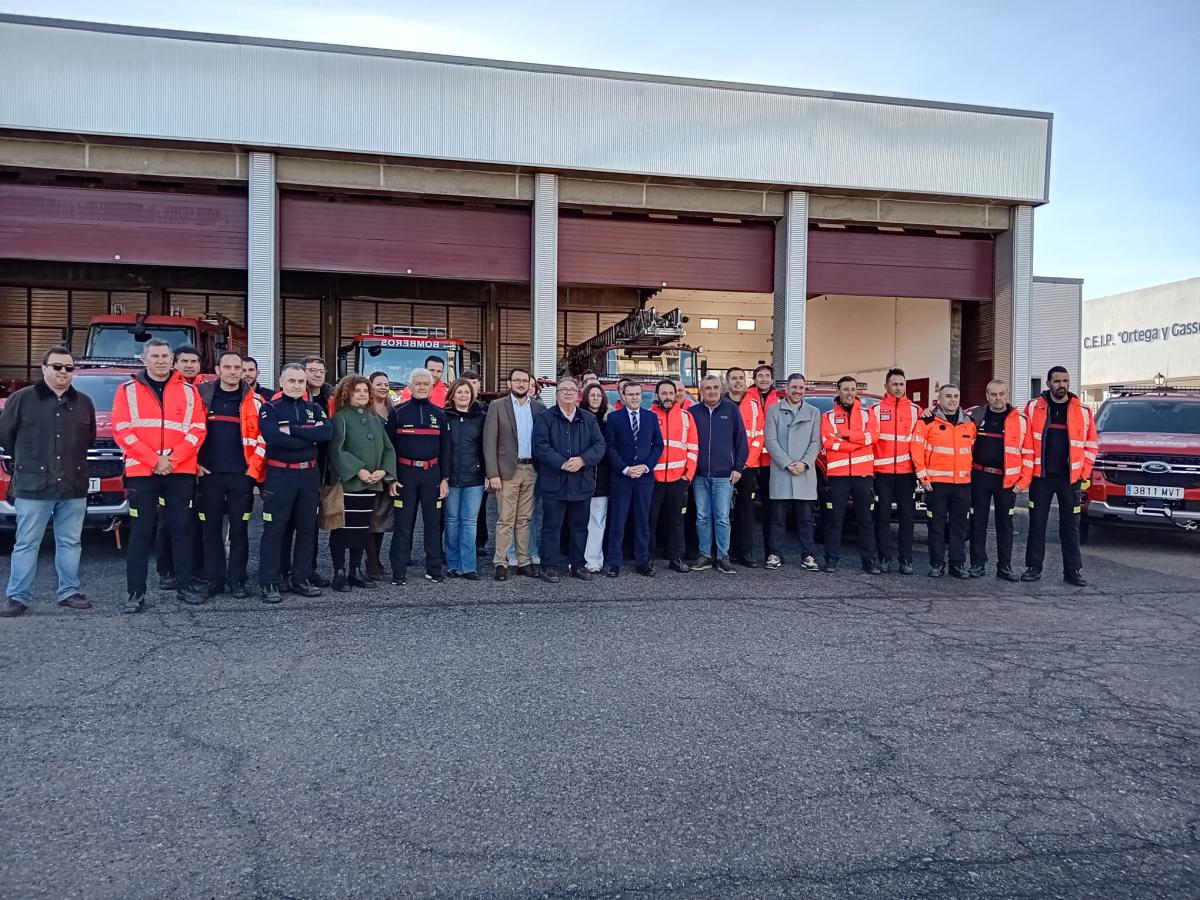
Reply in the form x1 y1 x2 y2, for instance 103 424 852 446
0 347 97 617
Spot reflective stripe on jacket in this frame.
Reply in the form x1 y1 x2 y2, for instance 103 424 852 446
820 399 877 477
736 393 766 468
112 370 207 477
968 405 1031 490
1022 393 1098 483
871 393 921 475
913 411 977 484
198 380 266 482
653 402 698 482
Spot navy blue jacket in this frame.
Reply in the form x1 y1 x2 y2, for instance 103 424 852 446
690 398 749 479
260 395 332 464
605 407 664 490
532 405 607 501
388 398 450 467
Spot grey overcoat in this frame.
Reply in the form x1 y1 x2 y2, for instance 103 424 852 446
764 399 822 500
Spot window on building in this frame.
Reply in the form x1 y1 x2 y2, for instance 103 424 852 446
700 318 719 330
1031 377 1042 397
737 319 756 331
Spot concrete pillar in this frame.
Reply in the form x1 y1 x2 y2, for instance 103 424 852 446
247 151 280 384
773 191 808 378
993 205 1034 406
531 173 559 400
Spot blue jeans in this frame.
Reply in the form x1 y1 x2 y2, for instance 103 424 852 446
443 484 485 574
6 497 87 606
693 475 734 559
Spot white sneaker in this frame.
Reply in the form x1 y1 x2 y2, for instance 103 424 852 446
765 554 782 570
800 556 820 571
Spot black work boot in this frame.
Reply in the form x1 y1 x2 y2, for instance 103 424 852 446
261 584 282 604
1064 570 1088 587
996 566 1020 582
331 570 351 593
1020 567 1043 582
290 580 322 598
123 592 145 614
348 567 376 588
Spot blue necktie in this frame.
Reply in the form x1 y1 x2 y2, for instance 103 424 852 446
631 411 639 443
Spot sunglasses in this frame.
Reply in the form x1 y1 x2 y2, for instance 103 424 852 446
47 363 76 372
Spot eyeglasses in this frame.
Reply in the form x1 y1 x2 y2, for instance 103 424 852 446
47 363 76 372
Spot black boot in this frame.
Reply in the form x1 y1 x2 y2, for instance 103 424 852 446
348 567 376 588
331 570 351 593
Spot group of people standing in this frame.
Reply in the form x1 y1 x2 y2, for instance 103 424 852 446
0 338 1097 617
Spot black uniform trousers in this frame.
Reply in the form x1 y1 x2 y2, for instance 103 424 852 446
823 475 878 566
925 482 971 568
390 463 444 579
730 467 766 562
155 496 203 581
874 472 917 565
126 474 197 596
259 465 320 587
606 476 655 567
1025 474 1083 573
197 471 255 588
650 478 689 561
970 472 1016 569
540 496 589 571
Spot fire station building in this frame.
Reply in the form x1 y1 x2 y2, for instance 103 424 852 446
0 14 1052 403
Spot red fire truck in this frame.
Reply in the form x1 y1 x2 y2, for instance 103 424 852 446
81 312 246 369
561 307 701 394
337 325 480 390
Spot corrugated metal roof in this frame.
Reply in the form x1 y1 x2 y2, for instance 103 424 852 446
0 15 1052 203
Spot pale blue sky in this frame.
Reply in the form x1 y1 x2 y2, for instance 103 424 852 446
4 0 1197 299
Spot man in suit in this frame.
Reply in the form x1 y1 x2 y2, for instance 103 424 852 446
604 382 664 577
483 367 547 581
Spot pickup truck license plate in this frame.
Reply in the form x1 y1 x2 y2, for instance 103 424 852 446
1126 484 1184 499
88 478 101 493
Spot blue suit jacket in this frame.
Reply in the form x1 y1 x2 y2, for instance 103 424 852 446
605 407 664 484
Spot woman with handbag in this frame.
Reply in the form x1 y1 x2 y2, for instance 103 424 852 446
365 371 395 580
328 375 396 592
442 378 486 579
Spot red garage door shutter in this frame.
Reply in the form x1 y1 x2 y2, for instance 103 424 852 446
0 184 247 269
280 195 531 282
808 229 994 301
558 215 774 292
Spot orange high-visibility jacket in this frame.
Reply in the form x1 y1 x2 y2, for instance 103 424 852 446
968 405 1032 490
913 410 977 484
112 370 207 477
1022 393 1098 483
820 398 878 477
653 402 698 482
736 392 766 468
871 393 922 476
198 381 267 482
754 388 781 466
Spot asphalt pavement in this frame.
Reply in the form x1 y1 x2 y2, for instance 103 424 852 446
2 510 1198 899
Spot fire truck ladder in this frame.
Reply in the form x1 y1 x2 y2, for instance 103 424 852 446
561 307 686 373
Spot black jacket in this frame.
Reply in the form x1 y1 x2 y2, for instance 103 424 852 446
0 382 97 500
388 398 450 466
591 412 611 497
259 394 332 464
443 405 486 487
532 405 607 501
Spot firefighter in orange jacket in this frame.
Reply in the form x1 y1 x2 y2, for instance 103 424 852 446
967 379 1031 581
820 376 881 574
155 343 207 591
399 355 449 408
196 351 266 600
871 367 923 575
727 366 766 567
913 383 976 578
650 379 698 573
750 364 781 560
1021 366 1097 587
112 338 208 613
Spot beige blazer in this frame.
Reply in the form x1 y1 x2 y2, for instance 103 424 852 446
483 394 546 480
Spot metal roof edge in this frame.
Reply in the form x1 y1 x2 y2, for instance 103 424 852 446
0 13 1056 122
1033 276 1084 285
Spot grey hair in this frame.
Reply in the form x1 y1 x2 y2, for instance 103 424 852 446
700 374 722 386
556 377 581 391
939 382 961 393
986 378 1009 390
409 367 433 383
280 363 305 378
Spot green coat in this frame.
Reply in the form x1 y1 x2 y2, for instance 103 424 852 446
330 406 396 492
